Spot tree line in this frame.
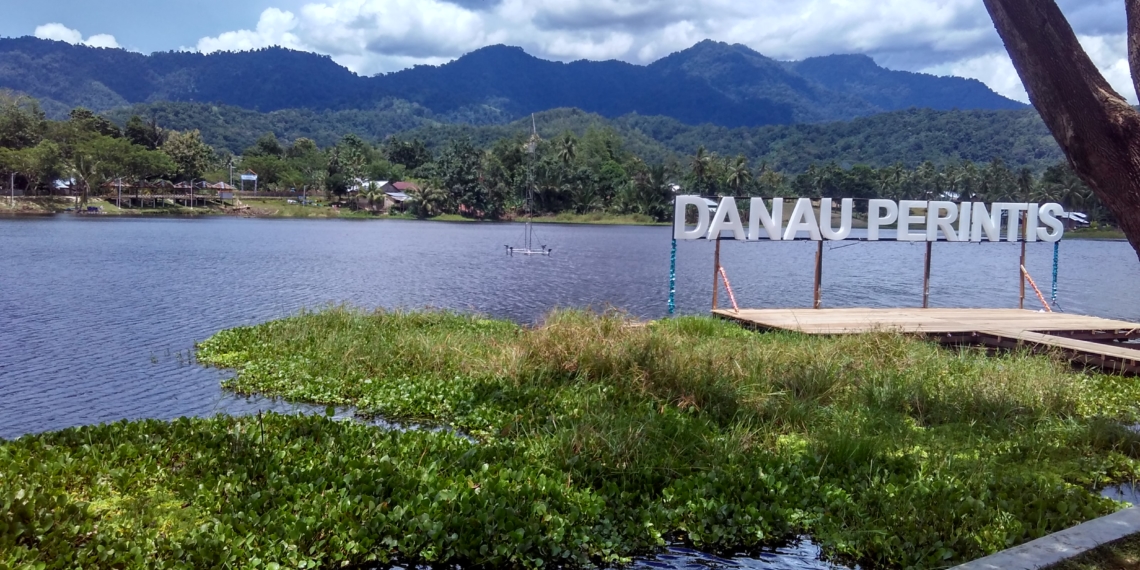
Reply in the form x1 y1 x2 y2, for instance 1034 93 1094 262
0 91 1113 224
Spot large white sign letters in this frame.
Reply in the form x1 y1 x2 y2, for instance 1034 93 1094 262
673 196 1066 243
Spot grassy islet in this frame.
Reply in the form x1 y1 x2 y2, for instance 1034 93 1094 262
5 309 1140 569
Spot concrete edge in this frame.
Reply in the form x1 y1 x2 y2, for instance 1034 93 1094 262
950 507 1140 570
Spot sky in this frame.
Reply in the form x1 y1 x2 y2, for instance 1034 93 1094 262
1 0 1135 104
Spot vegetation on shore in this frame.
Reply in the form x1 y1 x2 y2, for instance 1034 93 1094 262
1067 226 1127 240
5 309 1140 569
0 91 1121 228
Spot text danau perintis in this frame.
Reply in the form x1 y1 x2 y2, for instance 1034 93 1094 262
674 196 1067 243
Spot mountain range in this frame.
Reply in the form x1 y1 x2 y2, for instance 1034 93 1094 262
0 37 1024 128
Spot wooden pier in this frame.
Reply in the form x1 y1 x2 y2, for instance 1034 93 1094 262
714 308 1140 374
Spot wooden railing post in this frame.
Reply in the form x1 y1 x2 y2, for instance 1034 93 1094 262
1019 211 1027 310
923 241 932 308
813 241 823 309
712 239 721 310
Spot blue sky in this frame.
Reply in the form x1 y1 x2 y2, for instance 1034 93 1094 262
0 0 307 52
2 0 1134 103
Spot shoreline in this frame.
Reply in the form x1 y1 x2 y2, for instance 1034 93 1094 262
0 198 1128 238
0 197 669 226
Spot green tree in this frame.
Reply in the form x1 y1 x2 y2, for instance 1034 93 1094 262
556 132 578 166
162 130 215 182
689 146 711 194
123 115 166 150
360 182 387 212
436 137 485 217
327 134 370 199
405 182 448 218
726 155 752 194
245 132 285 158
68 108 121 138
64 135 142 205
384 137 432 171
0 141 61 196
0 91 47 150
286 141 329 200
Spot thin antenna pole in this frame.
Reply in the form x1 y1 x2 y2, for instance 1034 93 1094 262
526 113 537 251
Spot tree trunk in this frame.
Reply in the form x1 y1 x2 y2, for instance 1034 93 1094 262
984 0 1140 260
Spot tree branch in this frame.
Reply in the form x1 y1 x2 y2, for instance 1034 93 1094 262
983 0 1140 260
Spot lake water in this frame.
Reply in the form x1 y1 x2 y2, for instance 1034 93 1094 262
2 215 1137 569
2 215 1138 440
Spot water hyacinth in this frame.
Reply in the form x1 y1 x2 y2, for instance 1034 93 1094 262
4 308 1140 569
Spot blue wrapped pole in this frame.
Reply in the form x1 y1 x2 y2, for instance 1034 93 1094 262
1051 241 1059 306
668 238 677 316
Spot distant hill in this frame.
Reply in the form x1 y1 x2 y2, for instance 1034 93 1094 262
1 37 1024 128
105 101 1061 172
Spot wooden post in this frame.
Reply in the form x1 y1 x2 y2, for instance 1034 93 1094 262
1019 211 1027 310
813 240 823 309
922 241 933 308
712 239 721 310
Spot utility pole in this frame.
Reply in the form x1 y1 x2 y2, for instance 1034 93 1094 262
9 172 14 208
116 177 122 209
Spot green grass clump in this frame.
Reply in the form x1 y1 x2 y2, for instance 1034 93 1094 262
6 309 1140 569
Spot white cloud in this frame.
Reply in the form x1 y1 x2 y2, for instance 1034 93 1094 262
923 52 1028 102
195 1 491 75
196 8 304 53
191 0 1134 104
34 23 120 49
1078 34 1136 103
924 34 1135 105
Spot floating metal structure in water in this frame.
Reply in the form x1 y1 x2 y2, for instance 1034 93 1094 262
507 115 553 256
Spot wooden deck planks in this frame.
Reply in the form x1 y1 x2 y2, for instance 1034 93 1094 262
714 308 1140 337
973 330 1140 375
713 307 1140 374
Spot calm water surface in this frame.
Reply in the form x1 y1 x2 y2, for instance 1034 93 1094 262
2 215 1138 439
3 216 1138 569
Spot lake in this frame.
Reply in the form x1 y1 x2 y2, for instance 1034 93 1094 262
2 215 1138 441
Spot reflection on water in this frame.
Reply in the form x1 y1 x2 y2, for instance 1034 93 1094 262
1102 483 1140 505
635 544 851 570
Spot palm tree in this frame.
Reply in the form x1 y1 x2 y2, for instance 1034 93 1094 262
690 146 711 194
876 163 906 200
570 184 602 214
556 133 577 166
405 183 447 218
1015 168 1035 202
362 183 386 213
726 155 752 194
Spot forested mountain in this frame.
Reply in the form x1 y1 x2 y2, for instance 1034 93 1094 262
105 102 1062 172
787 54 1022 113
0 36 1024 128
